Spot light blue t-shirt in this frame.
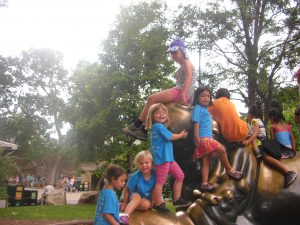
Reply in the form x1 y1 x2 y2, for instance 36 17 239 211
192 104 213 138
94 189 119 225
275 131 292 147
150 123 174 165
126 170 156 199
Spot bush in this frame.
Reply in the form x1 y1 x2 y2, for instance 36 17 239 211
0 149 19 182
0 186 8 200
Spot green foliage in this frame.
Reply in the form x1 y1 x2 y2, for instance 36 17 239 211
66 1 174 167
0 186 8 199
172 0 300 116
0 149 19 183
0 56 24 116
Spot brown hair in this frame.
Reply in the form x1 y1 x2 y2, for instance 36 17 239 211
192 86 213 106
98 164 126 190
145 103 170 130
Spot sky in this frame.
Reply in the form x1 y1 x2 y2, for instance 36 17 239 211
0 0 199 70
0 0 247 114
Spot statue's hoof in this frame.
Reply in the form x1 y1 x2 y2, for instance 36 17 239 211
193 189 222 205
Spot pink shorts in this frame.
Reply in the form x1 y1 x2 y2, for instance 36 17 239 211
155 162 184 185
170 87 190 104
193 137 221 159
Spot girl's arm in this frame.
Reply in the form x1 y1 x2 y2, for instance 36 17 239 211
193 122 200 147
178 60 193 105
171 130 188 141
121 186 129 211
103 213 119 225
242 123 259 145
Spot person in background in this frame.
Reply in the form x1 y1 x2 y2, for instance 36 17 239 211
122 38 197 141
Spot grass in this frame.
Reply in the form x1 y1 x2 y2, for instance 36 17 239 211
0 202 176 221
0 204 95 220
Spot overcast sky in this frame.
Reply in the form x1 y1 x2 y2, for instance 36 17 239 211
0 0 200 70
0 0 251 114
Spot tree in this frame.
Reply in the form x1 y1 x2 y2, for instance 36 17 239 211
0 149 19 183
283 1 300 68
0 56 23 117
20 48 69 184
173 0 300 122
67 0 175 168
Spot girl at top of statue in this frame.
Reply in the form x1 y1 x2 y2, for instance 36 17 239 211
122 38 197 141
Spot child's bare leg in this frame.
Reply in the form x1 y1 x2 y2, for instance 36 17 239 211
201 155 210 184
173 179 183 201
152 183 163 206
138 88 175 122
124 193 142 216
215 145 232 172
135 199 151 211
262 155 289 174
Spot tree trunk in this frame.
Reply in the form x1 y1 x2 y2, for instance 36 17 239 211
47 113 63 185
47 153 61 185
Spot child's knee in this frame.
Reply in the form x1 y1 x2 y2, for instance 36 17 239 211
216 145 226 154
140 199 151 209
175 172 185 182
131 193 142 201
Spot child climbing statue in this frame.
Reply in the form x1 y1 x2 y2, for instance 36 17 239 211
242 103 297 188
192 86 243 192
146 103 191 212
122 38 197 141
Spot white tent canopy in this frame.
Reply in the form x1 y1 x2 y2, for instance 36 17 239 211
0 140 19 151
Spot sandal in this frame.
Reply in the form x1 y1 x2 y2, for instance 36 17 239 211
200 183 216 192
227 170 243 180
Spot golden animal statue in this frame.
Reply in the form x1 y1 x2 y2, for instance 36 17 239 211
127 103 300 225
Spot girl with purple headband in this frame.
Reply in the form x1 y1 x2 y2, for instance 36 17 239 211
123 39 197 141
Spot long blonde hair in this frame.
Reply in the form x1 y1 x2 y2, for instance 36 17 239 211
145 103 170 130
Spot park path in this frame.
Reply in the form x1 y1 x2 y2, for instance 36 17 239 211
25 188 95 205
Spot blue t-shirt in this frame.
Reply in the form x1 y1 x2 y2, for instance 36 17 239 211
150 123 174 165
275 131 292 147
127 170 156 199
192 104 213 138
94 189 119 225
